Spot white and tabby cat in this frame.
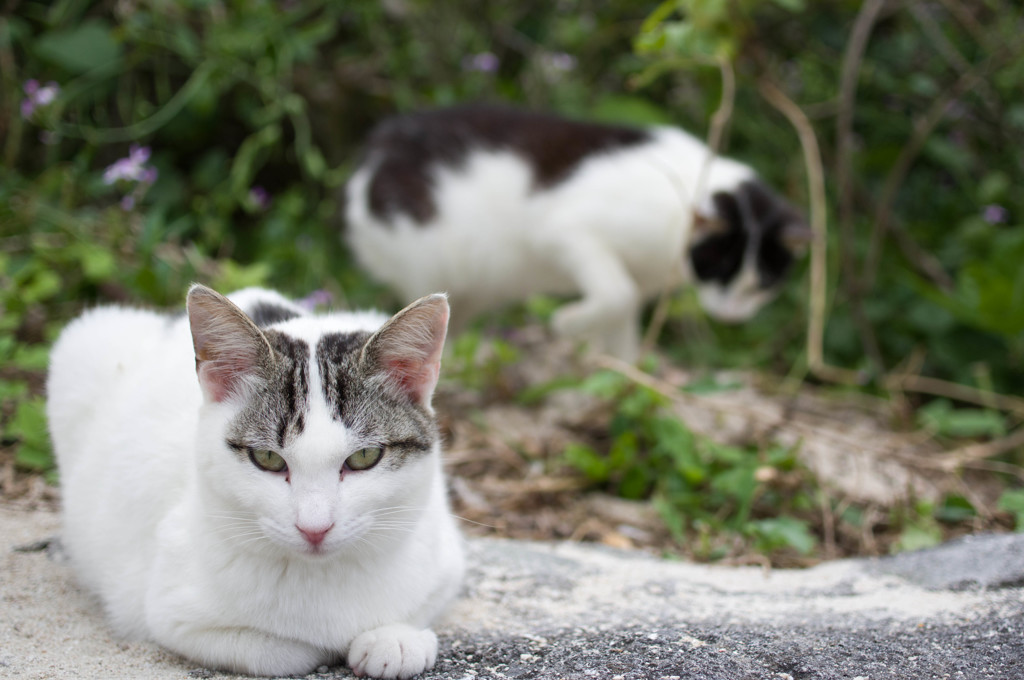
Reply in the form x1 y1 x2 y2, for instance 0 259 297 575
345 104 809 360
46 285 463 679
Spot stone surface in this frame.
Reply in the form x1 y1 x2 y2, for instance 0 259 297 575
3 505 1022 680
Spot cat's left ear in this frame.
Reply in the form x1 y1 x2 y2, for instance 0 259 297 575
187 284 273 403
361 294 449 409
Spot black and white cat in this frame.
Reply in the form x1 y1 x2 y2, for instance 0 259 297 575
46 285 463 678
345 105 809 360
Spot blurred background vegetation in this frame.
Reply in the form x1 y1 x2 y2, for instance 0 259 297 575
2 0 1022 561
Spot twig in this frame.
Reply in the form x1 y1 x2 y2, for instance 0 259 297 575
758 79 864 386
642 56 736 356
836 0 888 376
935 0 985 43
932 426 1024 467
908 1 1001 116
883 373 1024 419
819 489 837 560
889 224 955 291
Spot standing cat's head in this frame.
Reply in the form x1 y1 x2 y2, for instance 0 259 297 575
186 284 449 559
687 179 811 322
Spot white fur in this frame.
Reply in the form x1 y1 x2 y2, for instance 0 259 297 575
346 126 755 360
47 289 464 678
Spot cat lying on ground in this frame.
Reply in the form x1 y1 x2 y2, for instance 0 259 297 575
47 285 463 679
345 104 810 360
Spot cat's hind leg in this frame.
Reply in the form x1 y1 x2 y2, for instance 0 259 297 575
347 624 438 679
541 235 642 361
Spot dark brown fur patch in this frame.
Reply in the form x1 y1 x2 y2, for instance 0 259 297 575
362 104 651 224
248 302 302 329
689 180 805 290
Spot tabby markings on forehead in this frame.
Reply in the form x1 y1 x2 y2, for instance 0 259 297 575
225 331 310 456
315 331 438 468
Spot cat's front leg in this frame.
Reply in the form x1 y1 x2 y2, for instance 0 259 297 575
347 624 438 679
149 619 329 677
543 235 642 361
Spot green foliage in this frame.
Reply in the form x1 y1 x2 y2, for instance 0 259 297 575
891 501 944 553
559 370 818 560
998 490 1024 530
916 399 1006 439
446 329 522 395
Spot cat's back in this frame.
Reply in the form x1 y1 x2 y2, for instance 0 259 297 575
348 104 654 227
47 304 191 467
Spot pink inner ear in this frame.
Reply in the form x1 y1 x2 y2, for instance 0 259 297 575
385 357 440 405
197 355 257 403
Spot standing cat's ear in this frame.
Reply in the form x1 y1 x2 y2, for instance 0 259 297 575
361 294 449 408
187 284 273 403
781 220 814 255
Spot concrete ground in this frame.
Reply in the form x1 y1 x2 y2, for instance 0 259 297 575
3 505 1022 680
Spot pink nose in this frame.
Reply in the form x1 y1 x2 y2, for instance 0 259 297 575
297 524 333 547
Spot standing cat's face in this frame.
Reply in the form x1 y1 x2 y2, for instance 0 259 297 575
188 286 448 559
688 180 810 322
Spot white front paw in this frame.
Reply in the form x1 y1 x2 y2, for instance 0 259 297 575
348 624 438 679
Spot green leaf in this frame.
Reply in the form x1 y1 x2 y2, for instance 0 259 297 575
564 443 610 482
892 523 942 553
34 19 122 73
998 490 1024 530
77 243 117 282
917 400 1006 438
591 95 675 126
749 517 816 555
9 397 53 472
0 379 28 402
211 259 270 292
21 269 61 304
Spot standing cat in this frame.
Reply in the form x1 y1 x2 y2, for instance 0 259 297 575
345 104 809 360
46 284 463 679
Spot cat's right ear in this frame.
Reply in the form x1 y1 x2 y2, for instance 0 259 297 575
187 284 272 403
361 294 449 409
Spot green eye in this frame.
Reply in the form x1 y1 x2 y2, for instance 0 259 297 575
345 447 383 471
250 448 287 473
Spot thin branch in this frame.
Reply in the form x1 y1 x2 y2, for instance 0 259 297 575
908 0 1001 116
883 373 1024 418
758 79 864 386
889 223 955 291
836 0 886 270
935 0 986 43
642 56 736 355
938 426 1024 466
835 0 888 376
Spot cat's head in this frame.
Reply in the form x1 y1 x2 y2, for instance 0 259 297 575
687 179 811 322
186 284 449 559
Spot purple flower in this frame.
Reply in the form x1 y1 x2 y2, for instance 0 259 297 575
103 145 157 185
248 185 271 211
297 289 333 311
983 204 1009 225
462 51 499 73
544 52 577 72
21 79 60 119
104 145 158 211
